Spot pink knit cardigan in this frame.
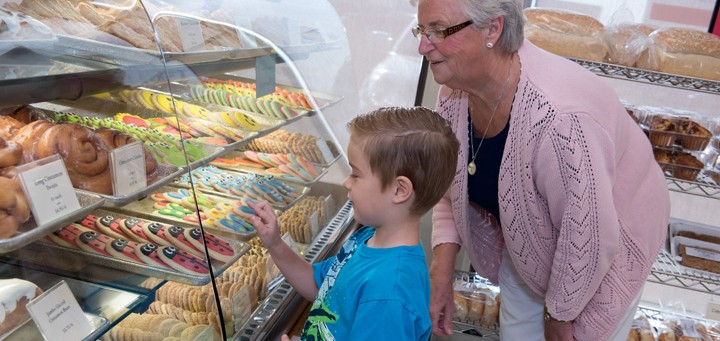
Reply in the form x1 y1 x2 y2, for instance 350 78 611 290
431 41 670 340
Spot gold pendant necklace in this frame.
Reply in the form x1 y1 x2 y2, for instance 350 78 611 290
468 54 514 176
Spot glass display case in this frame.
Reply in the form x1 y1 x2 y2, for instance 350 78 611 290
0 1 357 339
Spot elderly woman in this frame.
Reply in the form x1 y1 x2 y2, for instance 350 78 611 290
414 0 670 340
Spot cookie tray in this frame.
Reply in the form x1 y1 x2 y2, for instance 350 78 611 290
109 186 258 241
211 73 344 112
33 211 251 286
170 167 311 211
211 150 329 186
0 191 104 254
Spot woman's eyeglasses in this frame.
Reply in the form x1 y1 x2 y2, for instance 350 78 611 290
412 20 473 43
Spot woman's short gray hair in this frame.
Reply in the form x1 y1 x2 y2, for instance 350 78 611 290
457 0 524 53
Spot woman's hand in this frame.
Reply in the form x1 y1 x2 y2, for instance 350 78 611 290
544 319 574 341
429 273 455 336
247 200 282 249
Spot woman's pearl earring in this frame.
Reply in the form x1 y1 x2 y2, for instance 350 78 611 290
486 42 494 48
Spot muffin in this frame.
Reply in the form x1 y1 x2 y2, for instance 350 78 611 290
676 117 712 150
673 152 704 181
648 115 677 147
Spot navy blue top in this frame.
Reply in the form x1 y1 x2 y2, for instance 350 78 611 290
467 116 509 221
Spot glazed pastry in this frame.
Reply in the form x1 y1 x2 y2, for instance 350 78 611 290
0 115 25 140
13 122 113 194
0 279 42 337
0 137 22 168
0 176 31 239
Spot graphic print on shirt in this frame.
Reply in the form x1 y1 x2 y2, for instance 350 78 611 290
300 228 364 341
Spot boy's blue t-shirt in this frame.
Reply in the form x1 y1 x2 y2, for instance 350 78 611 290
301 226 431 340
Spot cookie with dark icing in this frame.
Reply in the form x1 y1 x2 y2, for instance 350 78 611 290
157 246 209 275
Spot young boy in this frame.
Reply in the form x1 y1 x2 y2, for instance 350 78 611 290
248 106 459 340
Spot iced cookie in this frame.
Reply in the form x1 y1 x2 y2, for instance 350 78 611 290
135 243 169 268
96 215 130 240
77 231 113 256
183 228 235 263
106 238 142 263
158 246 209 275
165 225 204 258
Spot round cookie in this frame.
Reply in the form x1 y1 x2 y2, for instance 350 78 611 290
158 246 210 275
118 218 152 243
184 228 235 263
47 223 90 249
96 215 129 240
76 214 101 232
76 231 113 256
134 243 170 268
165 225 204 258
142 222 173 246
106 238 142 263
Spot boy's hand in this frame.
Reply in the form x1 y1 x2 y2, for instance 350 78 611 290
247 200 282 248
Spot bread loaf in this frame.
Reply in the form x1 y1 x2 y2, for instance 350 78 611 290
523 8 607 62
636 28 720 81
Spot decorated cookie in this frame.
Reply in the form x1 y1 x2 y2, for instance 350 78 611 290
184 228 235 263
134 243 169 268
142 222 173 246
165 225 204 258
106 238 142 263
77 214 101 232
77 231 113 256
118 218 152 243
47 224 91 249
96 215 130 240
158 246 209 275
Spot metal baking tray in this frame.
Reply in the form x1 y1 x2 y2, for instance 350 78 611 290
211 150 328 186
170 167 310 211
36 210 251 286
97 164 183 207
0 191 104 254
110 186 257 241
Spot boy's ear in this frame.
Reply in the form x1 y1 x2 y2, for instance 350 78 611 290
392 176 413 204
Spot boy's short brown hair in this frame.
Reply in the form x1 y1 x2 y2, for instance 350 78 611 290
347 106 459 216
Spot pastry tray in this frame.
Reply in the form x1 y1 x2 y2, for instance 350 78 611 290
211 150 328 186
34 210 251 286
0 191 104 254
96 164 184 207
668 218 720 281
109 186 258 241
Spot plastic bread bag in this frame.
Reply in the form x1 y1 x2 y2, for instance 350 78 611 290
656 317 712 341
523 7 607 61
635 27 720 81
604 23 656 67
452 277 500 327
626 312 655 341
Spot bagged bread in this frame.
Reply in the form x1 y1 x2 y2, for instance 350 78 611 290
605 23 656 67
523 8 607 62
636 27 720 81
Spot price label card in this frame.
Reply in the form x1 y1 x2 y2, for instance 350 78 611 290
309 211 319 241
315 139 335 165
323 195 334 224
17 155 80 225
110 141 147 196
707 301 720 321
176 17 206 52
281 232 302 255
231 285 252 331
26 281 94 341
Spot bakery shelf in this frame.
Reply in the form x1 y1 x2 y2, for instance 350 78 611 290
570 58 720 95
665 175 720 200
649 249 720 295
234 199 354 340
